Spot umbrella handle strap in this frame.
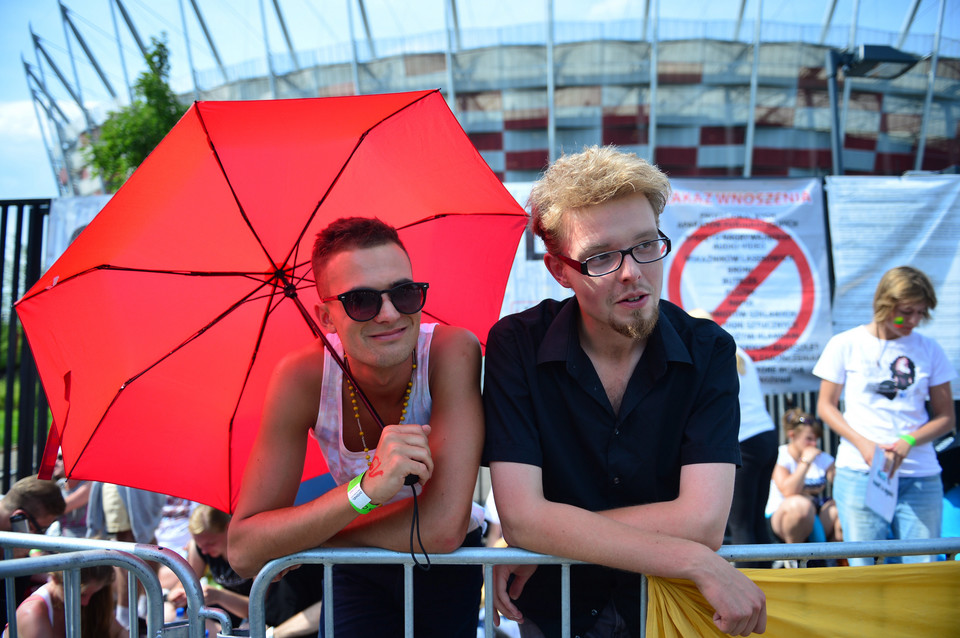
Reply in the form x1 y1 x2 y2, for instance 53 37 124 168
296 298 428 567
409 485 430 571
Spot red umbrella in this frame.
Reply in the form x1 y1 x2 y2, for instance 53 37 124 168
16 89 527 514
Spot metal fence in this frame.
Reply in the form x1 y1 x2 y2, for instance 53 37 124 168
246 538 960 638
0 199 50 493
2 529 959 637
0 531 230 638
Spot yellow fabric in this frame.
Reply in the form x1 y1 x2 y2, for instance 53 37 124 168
646 561 960 638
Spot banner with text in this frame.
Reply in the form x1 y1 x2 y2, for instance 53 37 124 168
824 174 960 400
660 178 831 394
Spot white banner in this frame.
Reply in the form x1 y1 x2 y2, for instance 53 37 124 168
824 174 960 400
44 195 111 271
497 183 572 318
660 178 832 394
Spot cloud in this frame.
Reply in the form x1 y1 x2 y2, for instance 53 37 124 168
0 100 43 142
0 100 58 199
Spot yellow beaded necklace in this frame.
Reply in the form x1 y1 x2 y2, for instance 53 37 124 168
344 354 417 467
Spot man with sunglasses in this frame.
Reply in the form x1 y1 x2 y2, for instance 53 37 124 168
1 475 66 628
483 146 767 637
229 217 485 637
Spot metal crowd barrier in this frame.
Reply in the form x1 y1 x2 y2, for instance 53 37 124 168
3 532 960 638
247 537 960 638
0 532 231 638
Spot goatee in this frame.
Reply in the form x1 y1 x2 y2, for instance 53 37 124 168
613 310 658 341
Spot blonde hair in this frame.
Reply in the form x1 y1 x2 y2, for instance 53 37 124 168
872 266 936 324
529 145 672 255
188 504 231 535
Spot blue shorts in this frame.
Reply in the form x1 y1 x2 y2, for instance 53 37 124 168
320 527 483 638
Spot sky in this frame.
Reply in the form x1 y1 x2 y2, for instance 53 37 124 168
1 0 958 200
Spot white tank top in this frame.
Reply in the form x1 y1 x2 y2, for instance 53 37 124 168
26 584 55 627
311 324 485 532
313 324 436 504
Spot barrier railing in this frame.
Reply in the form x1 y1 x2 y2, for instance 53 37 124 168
3 533 959 637
247 537 960 638
0 532 231 638
1 549 160 637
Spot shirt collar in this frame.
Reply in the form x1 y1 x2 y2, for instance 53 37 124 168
537 296 579 364
536 296 694 368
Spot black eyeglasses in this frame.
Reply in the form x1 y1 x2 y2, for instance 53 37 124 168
557 233 671 277
321 282 429 322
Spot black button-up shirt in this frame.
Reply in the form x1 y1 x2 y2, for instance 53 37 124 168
483 297 741 637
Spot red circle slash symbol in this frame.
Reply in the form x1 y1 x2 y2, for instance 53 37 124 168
667 217 815 362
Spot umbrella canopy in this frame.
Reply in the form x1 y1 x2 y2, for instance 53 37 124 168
16 90 527 513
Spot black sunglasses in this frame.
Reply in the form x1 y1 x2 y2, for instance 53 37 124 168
321 282 429 322
11 509 48 535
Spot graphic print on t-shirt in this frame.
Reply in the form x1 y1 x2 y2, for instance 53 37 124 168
871 355 916 400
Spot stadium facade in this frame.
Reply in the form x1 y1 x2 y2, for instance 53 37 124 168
28 3 960 195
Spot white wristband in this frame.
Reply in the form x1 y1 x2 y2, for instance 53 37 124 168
347 472 378 514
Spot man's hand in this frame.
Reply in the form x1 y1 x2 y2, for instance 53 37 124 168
361 424 433 505
491 564 538 626
696 558 767 636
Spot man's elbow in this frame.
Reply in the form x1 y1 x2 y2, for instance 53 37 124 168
702 529 726 552
226 535 262 579
498 514 541 551
691 517 727 551
423 513 471 553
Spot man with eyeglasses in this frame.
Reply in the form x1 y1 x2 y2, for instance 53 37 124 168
483 146 767 637
1 475 66 628
229 217 484 637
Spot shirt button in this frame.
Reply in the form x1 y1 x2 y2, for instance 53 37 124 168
614 428 620 436
591 609 599 616
613 476 621 485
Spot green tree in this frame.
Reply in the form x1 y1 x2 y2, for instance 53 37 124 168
86 36 187 192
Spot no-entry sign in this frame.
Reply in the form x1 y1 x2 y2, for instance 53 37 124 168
668 216 816 362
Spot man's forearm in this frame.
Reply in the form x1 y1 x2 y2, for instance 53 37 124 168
326 494 472 553
502 497 719 581
598 500 725 549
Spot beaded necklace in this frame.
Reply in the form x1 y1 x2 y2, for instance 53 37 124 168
344 354 417 467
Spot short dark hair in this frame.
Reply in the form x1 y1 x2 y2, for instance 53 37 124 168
311 217 407 293
2 475 66 518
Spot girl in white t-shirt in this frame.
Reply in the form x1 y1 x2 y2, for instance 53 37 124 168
814 266 956 566
766 409 842 544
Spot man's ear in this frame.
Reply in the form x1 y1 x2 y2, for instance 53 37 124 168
544 253 573 289
315 301 337 334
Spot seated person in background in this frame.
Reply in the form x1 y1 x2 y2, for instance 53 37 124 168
765 409 841 545
3 565 124 638
163 505 322 635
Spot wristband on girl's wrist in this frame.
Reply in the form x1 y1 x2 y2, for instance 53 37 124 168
347 471 379 514
899 433 917 447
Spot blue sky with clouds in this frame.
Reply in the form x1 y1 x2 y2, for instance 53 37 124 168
1 0 957 199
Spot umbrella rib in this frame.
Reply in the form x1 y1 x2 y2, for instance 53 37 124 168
282 89 442 274
17 265 278 306
394 211 529 232
224 277 290 507
69 277 276 470
193 105 275 267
